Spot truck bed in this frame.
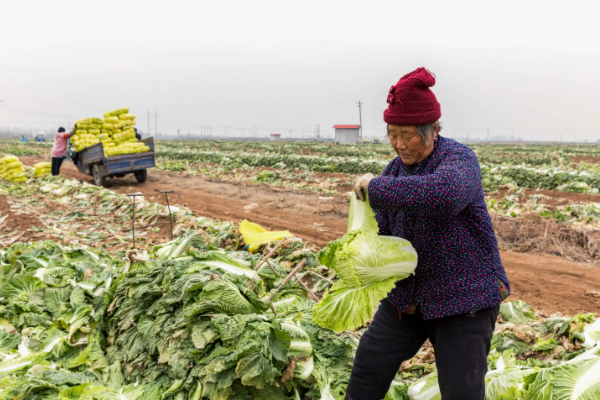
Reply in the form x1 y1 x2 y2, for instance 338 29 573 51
78 138 155 175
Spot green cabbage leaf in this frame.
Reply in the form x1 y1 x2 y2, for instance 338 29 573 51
313 194 417 332
523 356 600 400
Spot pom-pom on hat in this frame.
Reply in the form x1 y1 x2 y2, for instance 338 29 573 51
383 67 441 126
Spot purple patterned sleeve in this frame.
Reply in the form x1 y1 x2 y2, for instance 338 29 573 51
368 147 480 216
373 209 390 235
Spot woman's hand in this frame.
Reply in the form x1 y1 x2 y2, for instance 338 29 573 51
353 173 374 201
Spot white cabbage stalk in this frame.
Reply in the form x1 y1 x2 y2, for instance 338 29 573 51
196 261 257 279
294 357 314 380
407 370 440 400
581 318 600 349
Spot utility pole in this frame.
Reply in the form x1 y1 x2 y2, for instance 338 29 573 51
487 128 490 143
154 112 158 137
357 101 363 143
315 124 320 140
147 111 158 136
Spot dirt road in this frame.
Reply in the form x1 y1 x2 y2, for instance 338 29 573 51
18 156 600 316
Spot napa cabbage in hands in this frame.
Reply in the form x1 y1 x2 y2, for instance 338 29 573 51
313 194 417 332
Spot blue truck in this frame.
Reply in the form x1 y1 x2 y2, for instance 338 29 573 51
75 137 155 186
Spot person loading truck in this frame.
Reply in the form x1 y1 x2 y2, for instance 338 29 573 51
51 126 77 176
347 67 510 400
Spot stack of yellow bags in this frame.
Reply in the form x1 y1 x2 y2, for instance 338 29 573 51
34 162 52 177
105 141 151 157
71 108 151 157
0 155 27 183
71 117 102 152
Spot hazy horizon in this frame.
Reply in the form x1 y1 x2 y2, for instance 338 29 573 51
2 1 600 142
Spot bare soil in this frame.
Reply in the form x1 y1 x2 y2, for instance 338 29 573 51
18 155 600 316
569 156 600 164
0 196 44 243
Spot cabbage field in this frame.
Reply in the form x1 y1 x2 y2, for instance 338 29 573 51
1 139 600 399
152 140 600 236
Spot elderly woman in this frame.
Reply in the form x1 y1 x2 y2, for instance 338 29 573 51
347 68 510 400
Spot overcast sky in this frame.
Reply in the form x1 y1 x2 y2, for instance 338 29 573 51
2 0 600 142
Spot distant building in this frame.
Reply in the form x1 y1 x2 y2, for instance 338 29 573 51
269 133 282 141
333 125 360 144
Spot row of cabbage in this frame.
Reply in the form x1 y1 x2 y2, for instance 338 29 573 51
472 144 600 156
154 147 600 194
155 148 389 174
155 141 600 163
156 140 393 159
156 141 600 167
481 165 600 194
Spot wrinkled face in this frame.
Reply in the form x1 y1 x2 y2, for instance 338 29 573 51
388 124 437 165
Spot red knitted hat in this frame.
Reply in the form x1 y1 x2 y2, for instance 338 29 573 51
383 67 441 125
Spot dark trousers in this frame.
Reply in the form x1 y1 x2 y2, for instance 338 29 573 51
51 157 64 176
345 300 499 400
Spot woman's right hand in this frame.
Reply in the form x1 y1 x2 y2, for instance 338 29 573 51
353 173 375 201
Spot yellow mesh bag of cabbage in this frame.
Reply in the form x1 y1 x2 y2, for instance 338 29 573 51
105 144 148 157
34 162 51 177
8 171 25 180
239 220 294 253
34 162 51 169
0 155 19 166
119 113 135 120
0 156 26 182
3 161 23 171
103 108 129 118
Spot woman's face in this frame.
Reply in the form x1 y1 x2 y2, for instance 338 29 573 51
388 124 437 165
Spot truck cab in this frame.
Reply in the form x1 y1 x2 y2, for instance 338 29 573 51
35 133 46 142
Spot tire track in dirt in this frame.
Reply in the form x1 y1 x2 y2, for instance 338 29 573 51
18 156 600 316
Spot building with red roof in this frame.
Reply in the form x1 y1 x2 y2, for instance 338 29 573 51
333 125 360 144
